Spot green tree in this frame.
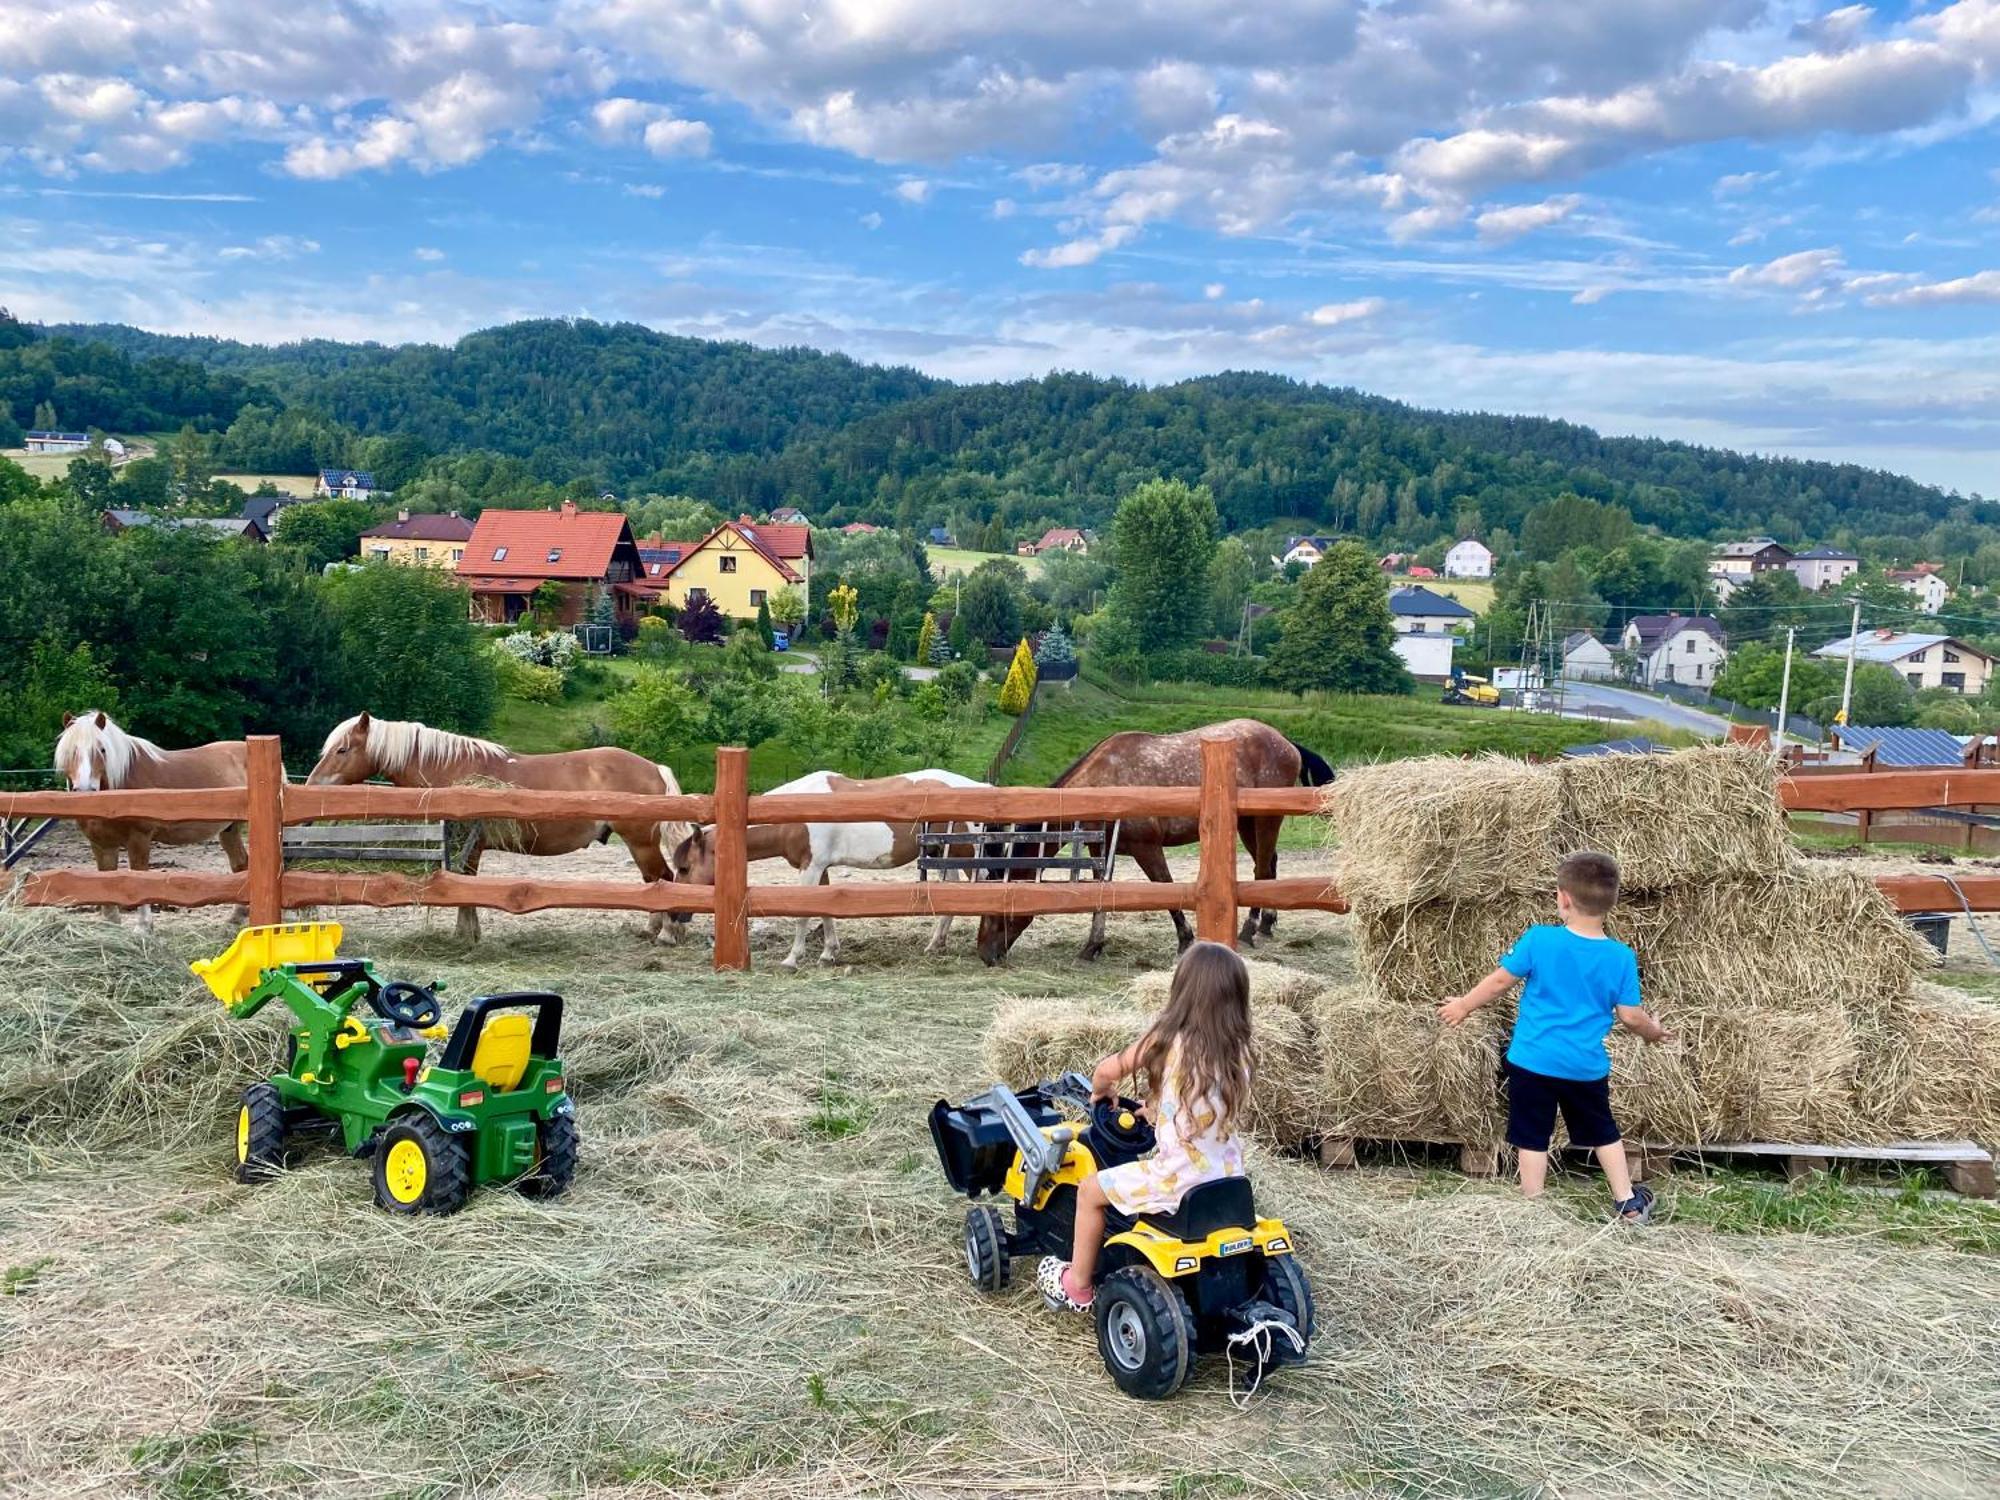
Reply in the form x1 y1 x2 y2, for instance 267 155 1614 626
63 454 118 513
915 611 937 665
273 500 378 569
608 667 704 760
166 423 217 505
998 638 1037 714
323 563 497 730
530 580 568 630
956 567 1020 646
768 584 805 635
755 597 776 649
1207 535 1256 638
946 611 970 658
1519 494 1634 561
1266 540 1411 695
1712 640 1837 711
1105 478 1217 650
32 399 57 431
1804 662 1914 728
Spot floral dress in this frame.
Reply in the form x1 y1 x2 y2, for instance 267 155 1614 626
1098 1043 1247 1216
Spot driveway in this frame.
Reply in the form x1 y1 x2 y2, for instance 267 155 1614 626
1555 680 1730 737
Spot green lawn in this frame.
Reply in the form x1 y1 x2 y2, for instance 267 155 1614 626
3 448 88 480
927 544 1044 579
214 472 318 497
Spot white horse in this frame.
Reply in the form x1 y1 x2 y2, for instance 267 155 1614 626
671 768 988 967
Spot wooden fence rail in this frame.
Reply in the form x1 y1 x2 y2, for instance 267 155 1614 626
3 746 1997 971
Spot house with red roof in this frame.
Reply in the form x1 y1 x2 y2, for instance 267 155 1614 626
647 516 815 619
1021 526 1090 556
455 500 647 624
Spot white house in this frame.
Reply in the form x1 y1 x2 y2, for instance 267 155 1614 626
25 429 89 453
1887 568 1949 615
1787 547 1860 591
1444 538 1493 579
316 468 378 500
1711 538 1795 579
1620 614 1727 688
1561 631 1616 681
1813 631 1993 695
1276 535 1332 569
1387 584 1474 682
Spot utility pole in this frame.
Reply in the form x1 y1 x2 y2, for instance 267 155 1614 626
1774 626 1796 754
1837 599 1862 726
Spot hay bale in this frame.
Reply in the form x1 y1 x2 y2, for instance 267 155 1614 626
1688 1006 1863 1143
1860 983 2000 1144
1555 744 1790 893
1323 755 1560 907
1597 1026 1711 1147
1124 958 1325 1037
1315 986 1509 1145
1354 895 1551 1009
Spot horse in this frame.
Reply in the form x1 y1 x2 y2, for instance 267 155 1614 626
672 768 988 968
306 712 692 945
975 719 1334 966
53 710 249 934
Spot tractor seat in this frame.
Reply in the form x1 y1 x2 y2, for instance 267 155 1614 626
470 1012 533 1092
1135 1176 1257 1240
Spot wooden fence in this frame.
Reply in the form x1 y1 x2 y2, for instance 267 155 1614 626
6 740 2000 970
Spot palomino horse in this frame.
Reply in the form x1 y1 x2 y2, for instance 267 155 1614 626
672 768 988 967
306 713 691 944
53 711 249 934
975 719 1334 965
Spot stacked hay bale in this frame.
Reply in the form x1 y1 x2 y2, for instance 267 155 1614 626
1328 744 1986 1148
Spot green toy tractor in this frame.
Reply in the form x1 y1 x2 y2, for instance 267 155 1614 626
193 923 577 1214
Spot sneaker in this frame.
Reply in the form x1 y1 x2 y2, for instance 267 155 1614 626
1035 1256 1093 1311
1614 1183 1656 1224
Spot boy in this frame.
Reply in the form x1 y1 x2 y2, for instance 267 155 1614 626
1438 849 1672 1222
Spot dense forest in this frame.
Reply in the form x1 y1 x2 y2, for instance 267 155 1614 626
23 314 1983 549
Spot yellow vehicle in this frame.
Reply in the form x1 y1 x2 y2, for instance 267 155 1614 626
1442 667 1501 707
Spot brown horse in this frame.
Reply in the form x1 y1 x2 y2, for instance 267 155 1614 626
54 710 249 934
306 713 691 944
975 719 1334 966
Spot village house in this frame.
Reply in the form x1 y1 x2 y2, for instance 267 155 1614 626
928 525 957 547
25 429 89 453
1788 546 1860 591
769 506 808 525
1021 526 1090 557
316 468 378 501
455 500 646 624
101 510 265 542
1711 538 1796 579
360 510 474 568
649 516 813 619
842 521 881 536
1620 613 1727 688
1387 584 1474 682
1814 630 1994 695
1276 536 1331 569
1444 538 1493 579
1887 567 1949 615
636 534 698 587
1562 631 1616 681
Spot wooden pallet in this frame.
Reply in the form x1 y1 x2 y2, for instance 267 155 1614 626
1627 1139 1997 1199
1313 1136 1502 1178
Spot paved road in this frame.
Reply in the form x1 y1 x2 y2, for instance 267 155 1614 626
1552 681 1731 737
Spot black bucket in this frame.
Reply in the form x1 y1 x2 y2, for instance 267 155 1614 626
929 1086 1062 1197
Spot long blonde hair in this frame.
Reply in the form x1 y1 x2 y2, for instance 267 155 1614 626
1135 940 1253 1134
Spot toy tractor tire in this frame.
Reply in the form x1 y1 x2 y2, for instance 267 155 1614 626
962 1204 1010 1291
236 1082 288 1183
1262 1254 1316 1351
1094 1265 1195 1400
518 1110 578 1199
372 1113 473 1215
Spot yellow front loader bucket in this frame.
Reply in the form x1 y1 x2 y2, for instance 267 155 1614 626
191 922 344 1004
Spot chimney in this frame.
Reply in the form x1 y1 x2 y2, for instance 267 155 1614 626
397 508 410 523
560 499 578 518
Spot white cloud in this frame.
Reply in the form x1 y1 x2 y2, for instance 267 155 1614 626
217 233 317 261
1203 282 1226 299
1308 297 1386 326
588 95 710 158
1863 269 2000 307
1020 224 1136 269
1572 285 1611 304
893 177 932 204
414 245 446 261
859 210 882 229
1728 247 1847 291
1714 169 1776 197
990 197 1017 219
1474 194 1582 245
1388 203 1467 243
623 182 666 198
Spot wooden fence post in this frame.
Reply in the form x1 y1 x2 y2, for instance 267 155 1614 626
1196 736 1239 946
712 745 750 971
246 735 284 926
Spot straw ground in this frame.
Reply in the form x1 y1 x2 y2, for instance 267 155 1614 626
2 886 1998 1498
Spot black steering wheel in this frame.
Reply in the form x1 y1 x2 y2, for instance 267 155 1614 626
372 980 442 1030
1092 1095 1156 1155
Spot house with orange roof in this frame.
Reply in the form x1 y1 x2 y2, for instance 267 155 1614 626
455 500 648 624
649 515 815 619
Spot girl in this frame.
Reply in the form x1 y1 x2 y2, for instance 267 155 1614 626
1038 940 1255 1311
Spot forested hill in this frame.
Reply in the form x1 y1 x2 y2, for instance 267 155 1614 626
36 317 1972 545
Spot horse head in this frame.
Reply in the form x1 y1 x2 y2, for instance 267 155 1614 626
672 826 716 887
54 710 117 791
975 821 1047 965
308 711 378 784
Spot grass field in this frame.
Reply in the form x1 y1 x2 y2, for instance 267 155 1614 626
3 896 1994 1499
1390 575 1494 612
3 448 90 479
214 472 318 497
927 544 1044 579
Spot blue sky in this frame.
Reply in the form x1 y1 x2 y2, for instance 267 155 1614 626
3 1 1998 492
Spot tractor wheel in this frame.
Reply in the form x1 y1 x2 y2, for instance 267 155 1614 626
518 1110 578 1199
235 1082 287 1183
1260 1255 1316 1363
1093 1265 1195 1400
963 1204 1010 1292
372 1114 472 1215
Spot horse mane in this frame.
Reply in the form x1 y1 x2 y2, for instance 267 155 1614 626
54 712 160 788
324 715 507 775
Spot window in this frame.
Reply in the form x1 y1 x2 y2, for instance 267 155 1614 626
720 555 737 573
1944 672 1967 692
1685 637 1697 654
750 589 766 606
1944 648 1961 663
1908 672 1924 688
492 546 508 561
547 547 562 563
451 548 463 562
1910 649 1928 663
688 587 706 603
414 547 428 562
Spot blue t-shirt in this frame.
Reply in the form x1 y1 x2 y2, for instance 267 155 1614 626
1498 924 1641 1081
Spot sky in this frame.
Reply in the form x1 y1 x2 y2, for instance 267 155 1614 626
3 2 1999 495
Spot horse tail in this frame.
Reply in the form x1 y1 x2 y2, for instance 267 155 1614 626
1290 741 1335 788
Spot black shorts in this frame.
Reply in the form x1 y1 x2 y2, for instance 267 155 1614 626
1505 1063 1620 1151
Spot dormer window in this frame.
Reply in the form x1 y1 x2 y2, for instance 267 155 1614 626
492 546 508 561
547 547 563 563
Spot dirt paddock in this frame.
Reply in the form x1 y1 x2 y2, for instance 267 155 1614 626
2 831 1998 1498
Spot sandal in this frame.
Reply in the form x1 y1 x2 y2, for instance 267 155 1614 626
1036 1256 1094 1311
1615 1184 1656 1224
